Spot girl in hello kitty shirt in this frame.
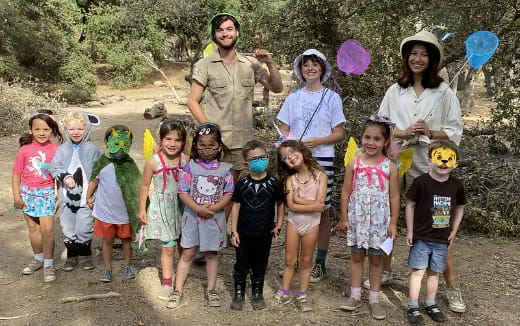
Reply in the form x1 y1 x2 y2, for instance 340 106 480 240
167 122 234 309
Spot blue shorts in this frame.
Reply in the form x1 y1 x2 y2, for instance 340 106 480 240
408 240 448 273
350 246 385 256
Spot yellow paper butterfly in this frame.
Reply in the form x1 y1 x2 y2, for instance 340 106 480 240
343 137 414 177
143 128 157 160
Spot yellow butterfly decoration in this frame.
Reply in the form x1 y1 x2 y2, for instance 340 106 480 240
143 128 157 160
343 137 414 177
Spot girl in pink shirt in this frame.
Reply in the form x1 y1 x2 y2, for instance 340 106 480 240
12 111 62 283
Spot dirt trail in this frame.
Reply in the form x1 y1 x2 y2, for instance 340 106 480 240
0 64 518 326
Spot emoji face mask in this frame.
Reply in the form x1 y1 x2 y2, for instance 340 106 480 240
107 129 132 154
431 147 457 168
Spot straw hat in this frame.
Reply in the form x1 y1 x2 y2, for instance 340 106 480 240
400 30 443 64
293 49 332 82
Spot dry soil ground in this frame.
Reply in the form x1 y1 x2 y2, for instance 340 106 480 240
0 64 519 326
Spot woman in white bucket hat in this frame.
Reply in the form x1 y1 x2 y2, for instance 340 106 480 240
374 30 465 323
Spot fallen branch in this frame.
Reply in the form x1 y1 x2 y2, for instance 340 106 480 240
59 291 122 303
0 313 31 320
139 52 181 103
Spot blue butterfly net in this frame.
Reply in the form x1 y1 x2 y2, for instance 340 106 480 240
465 31 499 69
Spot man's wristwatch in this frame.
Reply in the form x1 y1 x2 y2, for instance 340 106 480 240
429 130 434 139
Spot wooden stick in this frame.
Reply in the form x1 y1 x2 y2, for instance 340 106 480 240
0 313 31 320
59 291 122 303
138 53 181 103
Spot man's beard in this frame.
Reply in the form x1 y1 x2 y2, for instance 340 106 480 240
216 37 237 50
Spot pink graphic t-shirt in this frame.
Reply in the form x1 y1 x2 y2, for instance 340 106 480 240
13 141 58 188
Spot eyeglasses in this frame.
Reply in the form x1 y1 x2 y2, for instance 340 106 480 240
246 154 268 162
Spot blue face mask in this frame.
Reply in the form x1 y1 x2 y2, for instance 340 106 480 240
249 157 269 174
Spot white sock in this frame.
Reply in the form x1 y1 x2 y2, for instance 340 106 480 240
43 259 54 268
34 253 44 262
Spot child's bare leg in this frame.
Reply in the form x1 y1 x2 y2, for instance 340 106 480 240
102 237 115 270
175 247 197 292
121 237 132 267
282 223 300 291
350 251 366 288
444 247 456 287
24 215 42 254
298 225 319 293
368 254 384 292
161 246 175 280
205 251 218 291
409 268 425 302
39 216 54 260
426 269 440 302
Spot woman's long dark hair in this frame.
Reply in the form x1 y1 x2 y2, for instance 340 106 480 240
397 41 443 89
19 110 63 147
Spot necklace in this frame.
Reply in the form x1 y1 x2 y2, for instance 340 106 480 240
294 173 311 185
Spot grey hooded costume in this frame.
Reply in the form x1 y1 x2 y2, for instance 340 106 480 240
49 112 101 258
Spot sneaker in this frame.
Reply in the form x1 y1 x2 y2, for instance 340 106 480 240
62 257 78 271
22 259 43 275
43 267 56 282
363 270 393 289
295 293 313 312
79 256 94 270
157 285 173 301
274 290 291 306
425 304 446 322
370 302 387 320
166 291 183 309
339 296 362 311
309 263 325 283
407 307 425 325
446 287 466 313
100 269 112 282
205 290 221 307
123 266 136 279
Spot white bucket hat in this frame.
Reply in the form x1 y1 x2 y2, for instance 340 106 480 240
293 49 332 82
400 30 443 64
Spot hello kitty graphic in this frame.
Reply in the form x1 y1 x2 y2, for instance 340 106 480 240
192 175 224 205
27 150 49 179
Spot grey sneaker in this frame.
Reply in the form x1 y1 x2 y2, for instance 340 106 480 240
205 290 221 307
63 257 78 271
100 269 112 282
274 290 291 306
123 266 136 279
446 287 466 313
157 285 173 301
296 293 313 312
22 259 43 275
370 302 387 320
363 270 393 289
339 296 362 311
79 256 94 270
166 291 183 309
43 267 56 283
310 263 325 283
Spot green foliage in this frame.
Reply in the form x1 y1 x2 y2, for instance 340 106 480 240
59 51 97 103
85 2 166 87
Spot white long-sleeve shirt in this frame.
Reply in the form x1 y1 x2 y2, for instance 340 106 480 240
378 82 463 146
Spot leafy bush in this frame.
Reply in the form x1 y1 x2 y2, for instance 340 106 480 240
59 52 97 102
